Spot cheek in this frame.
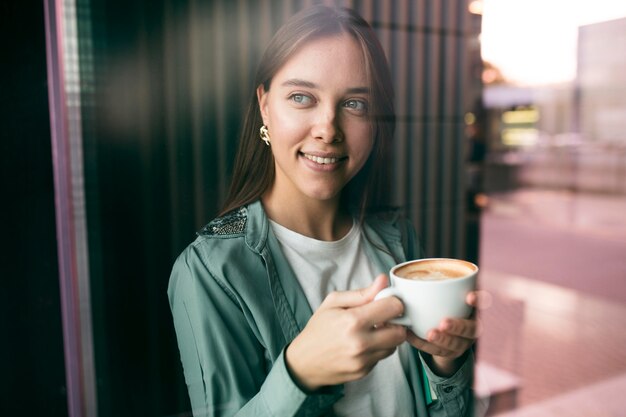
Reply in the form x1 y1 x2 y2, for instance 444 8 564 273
269 103 307 134
359 142 375 165
351 127 375 158
346 141 374 176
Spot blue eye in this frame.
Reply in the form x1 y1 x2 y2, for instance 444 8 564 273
344 99 368 113
290 94 313 105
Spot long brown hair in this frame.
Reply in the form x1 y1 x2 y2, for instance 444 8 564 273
220 6 395 219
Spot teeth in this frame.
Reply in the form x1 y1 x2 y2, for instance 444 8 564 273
304 154 341 164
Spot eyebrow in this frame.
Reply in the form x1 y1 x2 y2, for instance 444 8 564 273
282 78 318 89
281 78 370 94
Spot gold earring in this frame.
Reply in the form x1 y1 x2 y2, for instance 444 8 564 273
260 125 271 146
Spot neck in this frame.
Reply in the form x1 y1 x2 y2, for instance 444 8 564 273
261 189 352 242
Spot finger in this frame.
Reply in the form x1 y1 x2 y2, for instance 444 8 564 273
342 347 398 382
427 329 474 354
368 274 390 297
368 346 399 363
406 331 456 357
368 324 407 349
438 317 482 340
357 295 405 325
466 290 493 310
322 275 389 309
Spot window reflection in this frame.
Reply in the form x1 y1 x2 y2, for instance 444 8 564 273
477 2 626 415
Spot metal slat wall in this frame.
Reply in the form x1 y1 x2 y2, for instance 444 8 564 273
174 0 481 258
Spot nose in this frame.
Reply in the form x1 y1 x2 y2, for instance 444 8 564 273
312 105 342 143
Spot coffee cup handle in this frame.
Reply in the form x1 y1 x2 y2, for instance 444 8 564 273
374 287 412 327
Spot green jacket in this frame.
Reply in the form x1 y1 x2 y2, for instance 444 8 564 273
168 201 474 416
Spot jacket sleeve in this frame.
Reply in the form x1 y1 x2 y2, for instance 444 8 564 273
168 244 337 417
420 351 475 417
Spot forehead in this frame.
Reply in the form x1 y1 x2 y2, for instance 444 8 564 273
272 34 369 89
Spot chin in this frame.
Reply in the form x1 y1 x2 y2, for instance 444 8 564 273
304 188 342 202
301 178 354 202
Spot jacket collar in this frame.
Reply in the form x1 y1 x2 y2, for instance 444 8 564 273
243 200 269 253
245 201 311 340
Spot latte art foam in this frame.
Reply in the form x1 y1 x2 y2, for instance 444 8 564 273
394 259 475 281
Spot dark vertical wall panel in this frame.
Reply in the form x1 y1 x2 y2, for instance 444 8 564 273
1 1 67 416
359 0 481 258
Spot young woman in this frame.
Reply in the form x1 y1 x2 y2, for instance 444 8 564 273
169 6 479 417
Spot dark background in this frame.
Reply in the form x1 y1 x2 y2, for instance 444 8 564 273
1 1 67 415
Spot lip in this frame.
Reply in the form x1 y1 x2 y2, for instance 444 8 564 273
299 151 347 171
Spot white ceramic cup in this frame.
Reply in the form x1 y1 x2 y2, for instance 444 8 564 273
374 258 478 339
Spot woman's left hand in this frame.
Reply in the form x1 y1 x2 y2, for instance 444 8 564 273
406 290 492 377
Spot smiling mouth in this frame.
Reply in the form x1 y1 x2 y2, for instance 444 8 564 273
302 153 347 165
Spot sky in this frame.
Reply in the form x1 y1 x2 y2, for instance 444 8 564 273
481 0 626 85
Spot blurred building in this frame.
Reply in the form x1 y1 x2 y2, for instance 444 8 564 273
480 16 626 195
577 17 626 143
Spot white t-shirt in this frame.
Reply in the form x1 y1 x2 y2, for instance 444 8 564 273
270 220 416 417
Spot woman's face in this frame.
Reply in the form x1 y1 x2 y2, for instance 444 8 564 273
258 34 374 205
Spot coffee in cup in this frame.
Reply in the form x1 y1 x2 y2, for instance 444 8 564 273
394 258 476 281
374 258 478 338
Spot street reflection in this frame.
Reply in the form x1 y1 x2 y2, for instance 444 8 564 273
476 191 626 415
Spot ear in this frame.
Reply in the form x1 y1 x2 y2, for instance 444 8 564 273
257 84 269 126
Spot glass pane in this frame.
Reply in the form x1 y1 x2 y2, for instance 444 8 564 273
477 0 626 414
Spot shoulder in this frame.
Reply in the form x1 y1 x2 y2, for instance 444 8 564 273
187 205 254 268
169 205 252 291
197 206 248 238
365 208 421 259
169 205 259 302
365 207 409 231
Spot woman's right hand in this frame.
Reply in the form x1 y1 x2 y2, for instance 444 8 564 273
285 274 407 392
